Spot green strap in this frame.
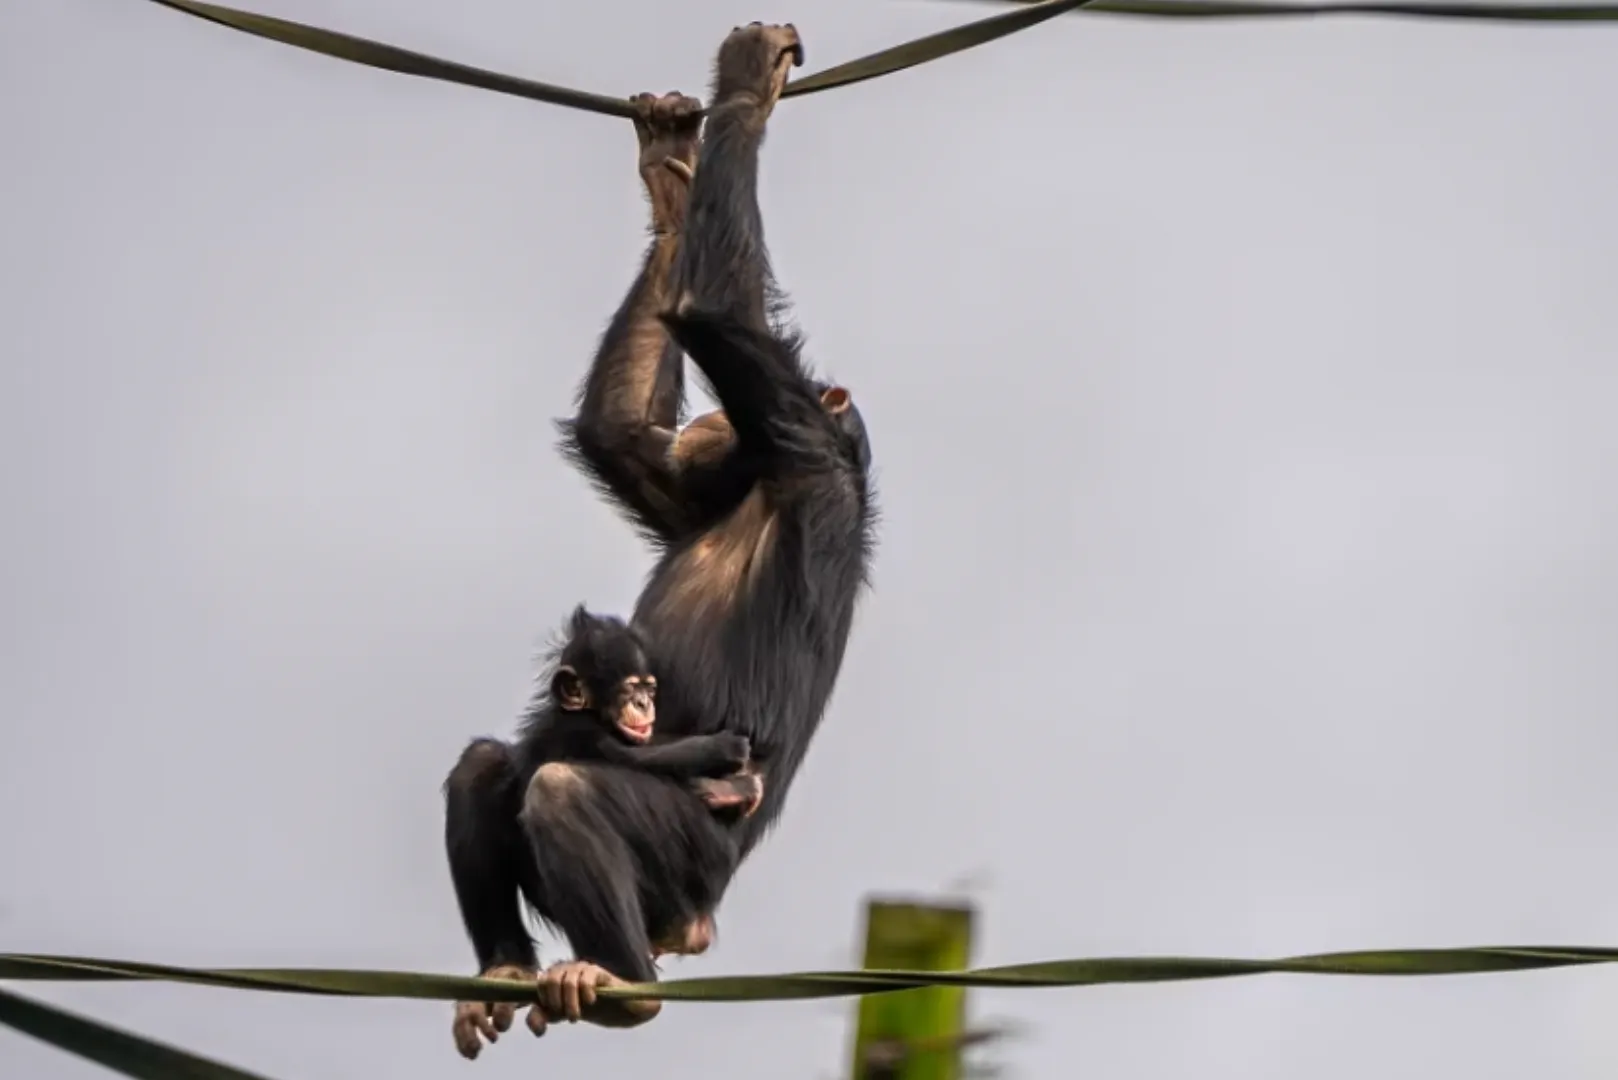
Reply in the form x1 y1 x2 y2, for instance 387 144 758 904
6 947 1617 1080
6 945 1618 1004
786 0 1091 98
144 0 1095 120
137 0 1618 131
146 0 639 116
940 0 1618 19
0 986 277 1080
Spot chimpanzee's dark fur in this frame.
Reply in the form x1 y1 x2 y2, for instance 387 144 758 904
442 609 757 983
516 605 755 786
442 22 876 1042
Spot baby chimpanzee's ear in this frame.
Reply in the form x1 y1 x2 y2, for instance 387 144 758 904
551 666 590 711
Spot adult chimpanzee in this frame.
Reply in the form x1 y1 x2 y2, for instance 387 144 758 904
444 21 875 1049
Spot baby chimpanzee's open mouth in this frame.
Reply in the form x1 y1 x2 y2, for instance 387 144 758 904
618 680 656 743
618 718 653 744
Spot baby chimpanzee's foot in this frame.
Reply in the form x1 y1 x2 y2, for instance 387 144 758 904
712 22 803 118
629 90 703 233
694 771 765 820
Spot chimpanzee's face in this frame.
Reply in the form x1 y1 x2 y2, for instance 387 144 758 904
552 611 658 743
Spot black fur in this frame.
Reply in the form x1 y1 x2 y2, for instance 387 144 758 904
444 26 876 1005
442 607 753 983
517 605 753 782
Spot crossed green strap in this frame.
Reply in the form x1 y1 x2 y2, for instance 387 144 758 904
143 0 1618 125
5 946 1618 1078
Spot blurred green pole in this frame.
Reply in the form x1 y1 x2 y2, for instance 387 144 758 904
847 897 976 1080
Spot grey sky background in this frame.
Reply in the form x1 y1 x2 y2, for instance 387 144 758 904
4 0 1618 1077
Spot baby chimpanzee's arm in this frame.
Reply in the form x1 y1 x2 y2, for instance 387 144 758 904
605 732 751 779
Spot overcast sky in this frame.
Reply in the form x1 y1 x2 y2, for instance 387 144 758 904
4 1 1618 1077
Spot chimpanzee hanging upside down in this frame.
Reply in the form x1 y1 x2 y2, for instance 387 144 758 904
443 21 876 1053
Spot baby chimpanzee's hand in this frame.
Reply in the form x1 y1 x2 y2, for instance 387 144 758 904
710 733 752 772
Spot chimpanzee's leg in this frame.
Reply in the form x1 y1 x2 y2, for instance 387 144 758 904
520 762 741 1029
443 739 544 1060
672 23 803 332
653 22 810 824
521 763 660 984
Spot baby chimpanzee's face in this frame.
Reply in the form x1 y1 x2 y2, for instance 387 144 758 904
552 608 658 743
607 671 656 744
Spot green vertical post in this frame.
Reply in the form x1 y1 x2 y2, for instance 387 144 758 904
847 897 976 1080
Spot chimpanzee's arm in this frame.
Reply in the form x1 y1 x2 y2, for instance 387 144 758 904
600 732 751 780
561 93 747 543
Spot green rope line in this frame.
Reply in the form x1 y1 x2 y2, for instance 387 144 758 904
941 0 1618 19
143 0 1091 121
0 987 275 1080
140 0 1618 133
5 946 1617 1005
6 948 1617 1080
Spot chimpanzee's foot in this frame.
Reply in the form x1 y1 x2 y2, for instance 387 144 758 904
712 22 803 118
630 91 703 233
536 960 662 1029
694 771 764 820
652 913 716 958
451 964 544 1059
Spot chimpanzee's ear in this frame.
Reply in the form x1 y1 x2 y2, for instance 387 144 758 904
551 666 589 711
820 385 852 415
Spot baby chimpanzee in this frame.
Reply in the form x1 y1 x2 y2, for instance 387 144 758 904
521 605 762 817
443 604 760 1058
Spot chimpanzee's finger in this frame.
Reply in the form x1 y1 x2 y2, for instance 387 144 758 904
578 969 599 1011
549 967 570 1021
452 1016 483 1060
526 1005 548 1038
536 972 558 1018
490 1001 515 1032
562 965 585 1022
